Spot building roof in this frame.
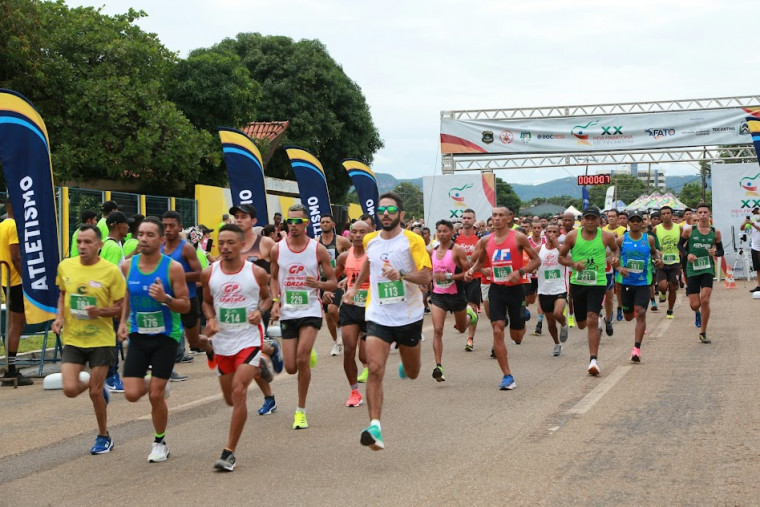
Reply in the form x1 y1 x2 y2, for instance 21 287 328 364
241 121 290 163
521 203 566 217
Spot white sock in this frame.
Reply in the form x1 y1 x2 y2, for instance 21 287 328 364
296 407 305 414
370 419 381 430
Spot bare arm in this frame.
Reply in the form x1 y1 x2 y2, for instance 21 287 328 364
200 267 218 337
269 244 282 320
182 243 203 283
308 244 337 292
558 230 577 268
51 291 66 334
518 234 541 274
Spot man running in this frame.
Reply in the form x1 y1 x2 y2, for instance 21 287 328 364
53 224 125 454
201 224 272 471
654 206 682 319
679 203 723 343
536 224 569 356
559 206 619 376
560 212 577 327
334 220 371 407
528 221 546 336
270 204 337 430
429 219 471 382
615 212 663 362
343 193 431 450
317 214 350 356
118 217 190 463
467 206 540 390
454 209 482 351
603 209 626 323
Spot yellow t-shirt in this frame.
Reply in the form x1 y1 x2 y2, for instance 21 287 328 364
56 257 126 348
0 219 21 286
603 225 627 238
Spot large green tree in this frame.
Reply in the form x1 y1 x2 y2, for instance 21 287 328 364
393 182 424 220
212 33 383 203
0 0 205 194
679 181 711 208
588 174 648 208
495 177 522 210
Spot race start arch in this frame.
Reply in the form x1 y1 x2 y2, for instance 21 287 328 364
440 95 760 173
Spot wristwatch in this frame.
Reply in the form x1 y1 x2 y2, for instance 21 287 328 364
399 269 407 279
445 272 453 281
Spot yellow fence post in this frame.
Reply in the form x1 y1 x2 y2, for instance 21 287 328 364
62 186 70 258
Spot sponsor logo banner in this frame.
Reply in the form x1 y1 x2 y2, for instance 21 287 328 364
713 162 760 270
286 147 331 237
342 159 379 227
423 174 496 225
219 128 269 225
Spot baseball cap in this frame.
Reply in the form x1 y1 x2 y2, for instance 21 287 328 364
106 211 132 226
229 204 257 218
628 211 644 221
753 207 760 214
582 205 601 218
102 200 119 214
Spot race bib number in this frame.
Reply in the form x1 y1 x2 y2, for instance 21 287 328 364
285 290 309 309
219 307 247 329
353 289 368 307
626 259 645 274
70 294 96 320
575 269 598 285
492 265 513 283
435 278 453 290
136 311 165 334
377 280 406 305
663 253 678 264
693 256 711 271
544 269 561 281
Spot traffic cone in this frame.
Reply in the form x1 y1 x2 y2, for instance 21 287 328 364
723 267 736 289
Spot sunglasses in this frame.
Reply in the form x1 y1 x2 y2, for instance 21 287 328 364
377 206 399 215
286 217 308 225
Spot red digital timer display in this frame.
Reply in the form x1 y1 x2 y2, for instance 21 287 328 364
577 174 611 186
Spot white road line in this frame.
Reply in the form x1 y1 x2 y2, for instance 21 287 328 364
568 365 632 415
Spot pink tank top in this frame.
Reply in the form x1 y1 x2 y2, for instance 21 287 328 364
432 245 458 294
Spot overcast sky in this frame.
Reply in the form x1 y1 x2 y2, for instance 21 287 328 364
69 0 759 185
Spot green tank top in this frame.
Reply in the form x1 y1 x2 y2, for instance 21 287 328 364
654 224 680 265
570 227 607 286
686 226 715 277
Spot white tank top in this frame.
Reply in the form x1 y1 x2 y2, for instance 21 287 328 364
208 260 263 356
536 245 566 295
277 238 322 319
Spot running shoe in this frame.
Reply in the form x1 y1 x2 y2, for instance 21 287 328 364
605 318 614 337
568 314 576 327
666 310 674 319
257 396 277 415
169 371 188 382
214 450 236 472
269 339 283 373
424 307 431 314
206 349 217 370
588 359 600 376
699 332 711 344
553 344 562 357
1 370 33 386
310 348 318 368
330 341 343 356
650 299 658 312
398 362 407 379
357 367 369 383
179 354 194 363
346 389 363 407
148 441 170 463
659 292 667 303
103 387 110 405
105 373 124 392
499 374 516 390
90 435 113 455
259 357 273 383
524 308 531 321
560 323 569 343
466 305 478 325
293 411 308 430
360 424 384 450
432 365 445 382
750 286 760 293
630 347 641 363
695 311 702 328
616 308 623 321
533 321 542 336
490 348 496 359
465 337 474 352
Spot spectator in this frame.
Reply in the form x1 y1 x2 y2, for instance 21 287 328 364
744 207 760 293
97 200 119 241
70 210 98 257
262 224 277 241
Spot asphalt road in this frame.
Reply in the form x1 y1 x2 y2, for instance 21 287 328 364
1 284 759 506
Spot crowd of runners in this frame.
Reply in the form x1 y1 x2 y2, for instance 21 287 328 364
28 194 728 470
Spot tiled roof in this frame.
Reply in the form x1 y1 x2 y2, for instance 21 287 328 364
241 121 290 163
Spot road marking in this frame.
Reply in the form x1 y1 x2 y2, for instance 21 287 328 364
568 365 632 415
548 426 560 433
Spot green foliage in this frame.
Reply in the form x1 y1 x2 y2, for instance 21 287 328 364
495 177 522 210
679 181 711 208
587 174 648 208
528 194 581 209
213 33 383 204
392 182 424 220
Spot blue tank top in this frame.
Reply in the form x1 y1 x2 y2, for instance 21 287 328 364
617 232 652 286
161 239 196 298
127 254 183 341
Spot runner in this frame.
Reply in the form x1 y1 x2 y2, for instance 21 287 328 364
559 206 620 376
118 217 190 463
453 208 482 351
535 224 569 356
201 224 272 471
52 224 125 454
270 204 337 430
603 209 627 323
467 206 540 389
429 219 471 382
316 214 350 356
343 192 431 450
654 206 682 319
560 212 577 327
334 220 371 407
679 203 723 343
528 221 546 336
615 212 663 362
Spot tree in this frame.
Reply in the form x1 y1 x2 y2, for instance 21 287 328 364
495 177 522 210
588 174 648 209
212 33 383 203
679 181 711 208
393 182 424 220
0 1 206 195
